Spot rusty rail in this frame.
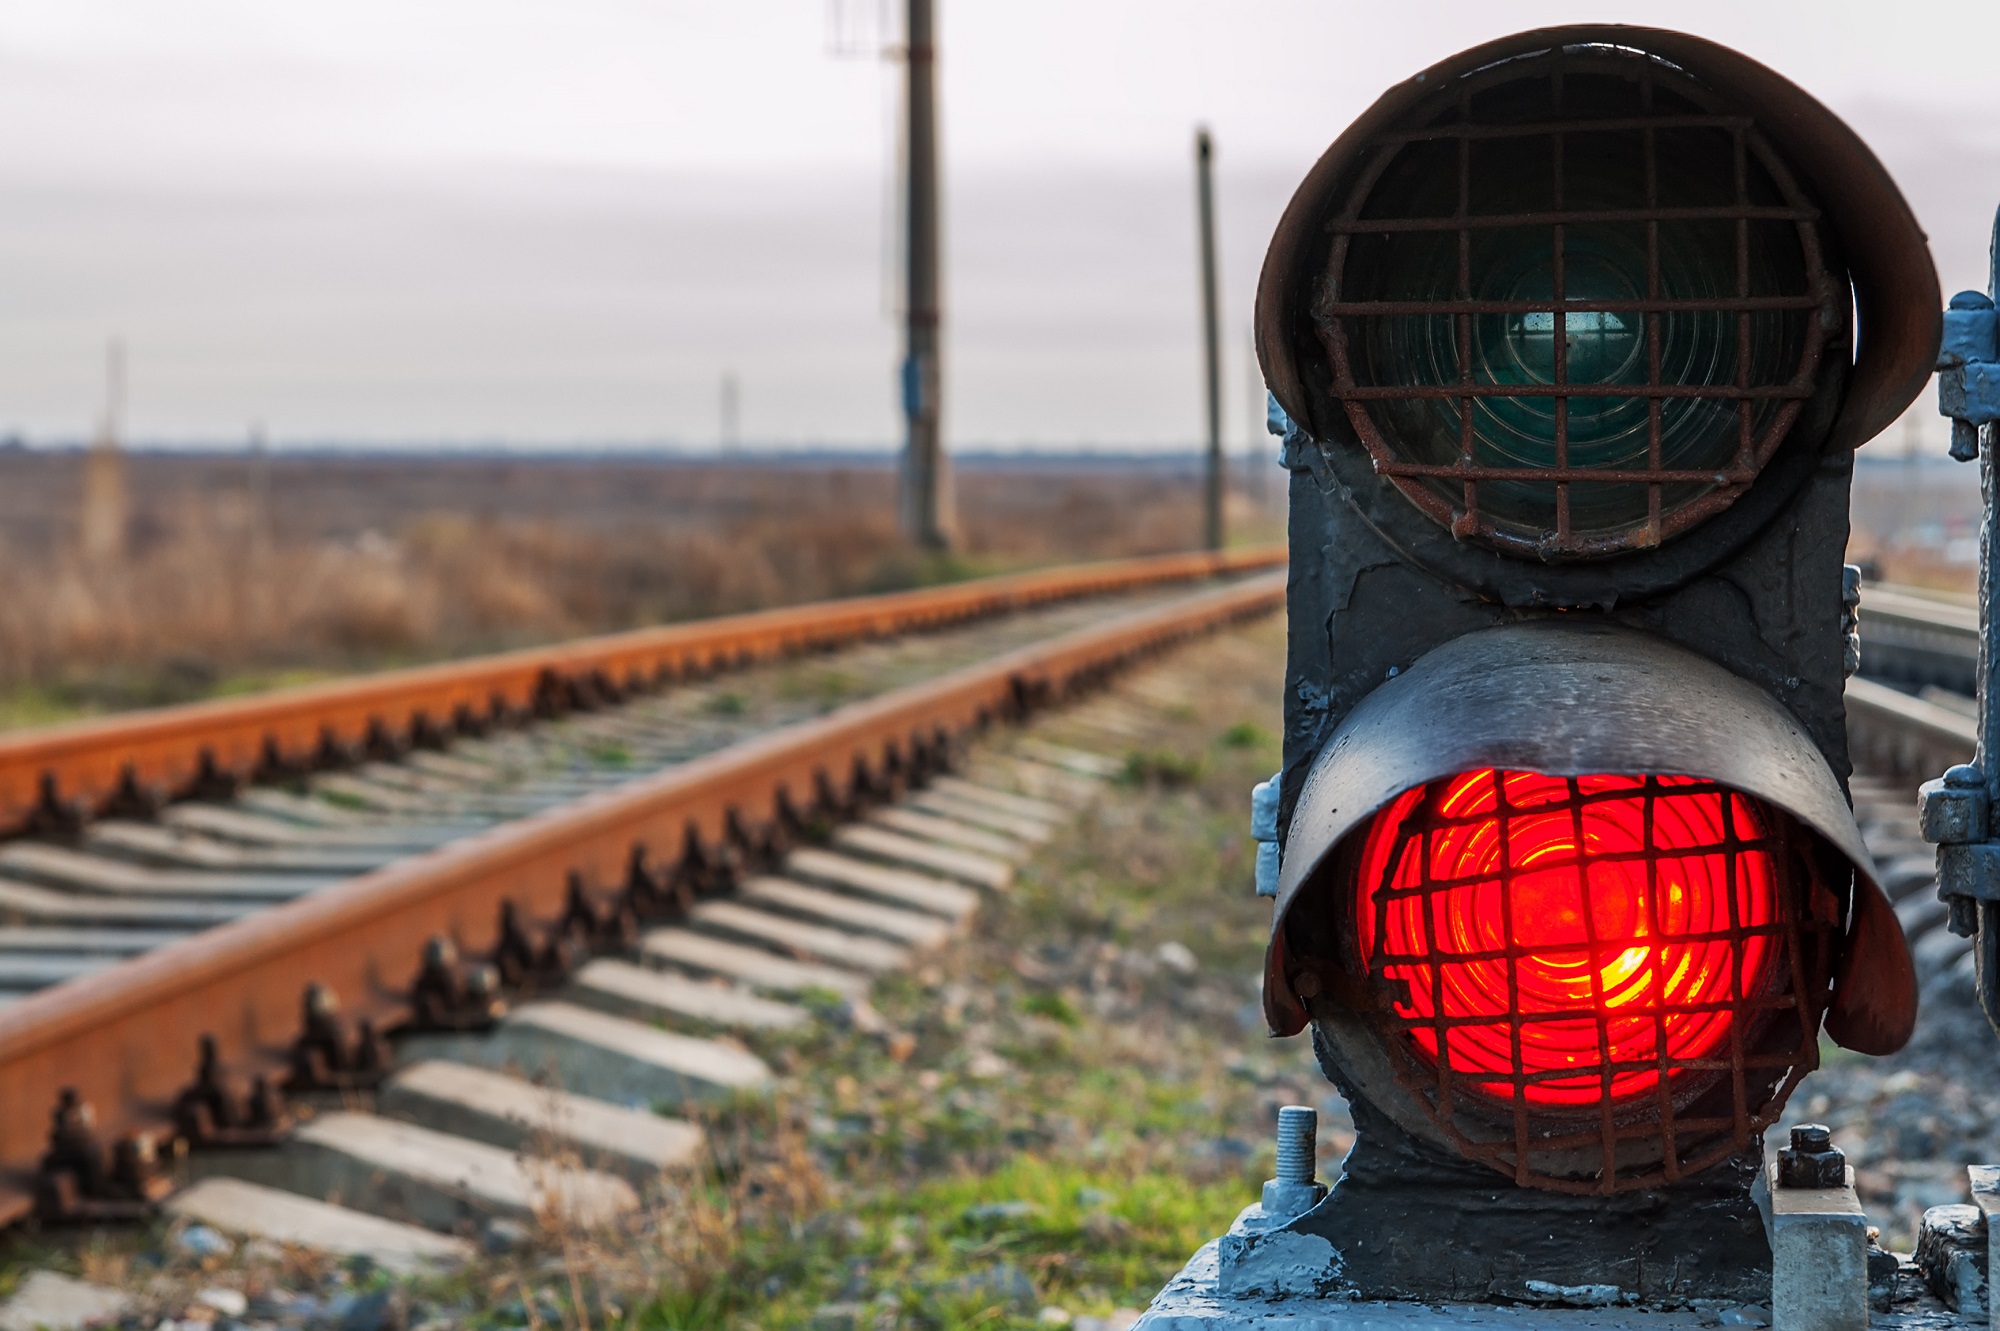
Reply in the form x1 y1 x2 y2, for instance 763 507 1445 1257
0 569 1287 1225
0 547 1283 840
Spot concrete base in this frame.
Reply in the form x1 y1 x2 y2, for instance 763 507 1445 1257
165 1177 475 1271
378 1060 704 1184
402 1000 772 1109
1138 1236 1963 1331
1141 1241 1731 1331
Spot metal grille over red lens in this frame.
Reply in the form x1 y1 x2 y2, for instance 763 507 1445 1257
1350 768 1833 1192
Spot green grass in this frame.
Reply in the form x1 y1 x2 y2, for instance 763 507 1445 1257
590 741 635 768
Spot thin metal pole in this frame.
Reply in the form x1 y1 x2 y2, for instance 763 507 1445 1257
899 0 951 550
1196 127 1223 550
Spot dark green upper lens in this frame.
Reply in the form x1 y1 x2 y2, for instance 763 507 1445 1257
1327 70 1817 554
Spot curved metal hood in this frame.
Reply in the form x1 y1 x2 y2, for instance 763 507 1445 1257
1255 24 1941 458
1262 618 1916 1054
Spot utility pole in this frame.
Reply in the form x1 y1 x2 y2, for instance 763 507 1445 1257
81 337 128 564
899 0 952 550
1196 127 1223 551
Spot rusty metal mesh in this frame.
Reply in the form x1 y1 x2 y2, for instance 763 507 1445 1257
1354 772 1839 1195
1314 45 1834 558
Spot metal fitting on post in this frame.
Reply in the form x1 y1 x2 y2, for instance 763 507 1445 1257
1260 1105 1327 1222
1940 290 2000 462
1840 566 1863 678
1921 764 1990 846
1250 775 1281 898
1779 1124 1847 1190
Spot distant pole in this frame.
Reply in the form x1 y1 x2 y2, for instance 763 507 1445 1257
899 0 952 550
81 337 128 564
1196 127 1223 551
721 372 741 452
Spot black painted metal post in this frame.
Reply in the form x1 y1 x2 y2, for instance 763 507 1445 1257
1922 204 2000 1033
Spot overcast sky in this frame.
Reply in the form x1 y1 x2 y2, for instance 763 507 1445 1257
1 1 1996 450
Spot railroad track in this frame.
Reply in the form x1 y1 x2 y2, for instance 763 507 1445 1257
0 562 1983 1326
0 549 1284 1254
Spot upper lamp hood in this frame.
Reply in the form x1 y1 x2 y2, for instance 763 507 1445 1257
1254 24 1941 458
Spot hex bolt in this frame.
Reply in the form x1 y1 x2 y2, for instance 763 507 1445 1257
1259 1105 1329 1223
1275 1105 1317 1184
1778 1122 1846 1189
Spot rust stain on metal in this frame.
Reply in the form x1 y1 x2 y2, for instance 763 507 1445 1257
0 569 1286 1225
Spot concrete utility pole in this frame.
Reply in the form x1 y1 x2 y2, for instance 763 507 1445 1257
1196 127 1224 551
899 0 952 550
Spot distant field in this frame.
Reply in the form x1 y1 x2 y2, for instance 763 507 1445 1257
0 448 1281 724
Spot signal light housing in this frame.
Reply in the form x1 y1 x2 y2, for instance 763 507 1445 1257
1266 621 1913 1193
1188 20 1940 1308
1259 25 1939 607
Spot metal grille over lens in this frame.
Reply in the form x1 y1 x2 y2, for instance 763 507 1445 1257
1315 45 1834 558
1351 769 1838 1194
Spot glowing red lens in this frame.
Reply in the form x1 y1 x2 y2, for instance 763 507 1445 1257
1355 769 1782 1108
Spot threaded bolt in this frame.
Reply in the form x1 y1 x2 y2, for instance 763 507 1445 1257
1790 1123 1832 1153
1275 1105 1318 1185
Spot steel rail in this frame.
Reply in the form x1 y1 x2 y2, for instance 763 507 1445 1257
1845 675 1975 778
0 570 1287 1225
0 547 1283 840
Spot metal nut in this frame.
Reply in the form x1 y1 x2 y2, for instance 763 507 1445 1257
1778 1123 1846 1189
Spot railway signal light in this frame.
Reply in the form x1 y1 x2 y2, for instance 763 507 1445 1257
1247 24 1938 1302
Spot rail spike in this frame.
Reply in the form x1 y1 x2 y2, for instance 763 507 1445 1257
559 872 638 954
407 936 506 1033
623 843 690 919
493 898 578 991
287 982 392 1093
174 1034 291 1148
35 1088 172 1223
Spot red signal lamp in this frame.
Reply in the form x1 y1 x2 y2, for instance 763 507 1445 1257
1265 621 1914 1194
1353 769 1790 1111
